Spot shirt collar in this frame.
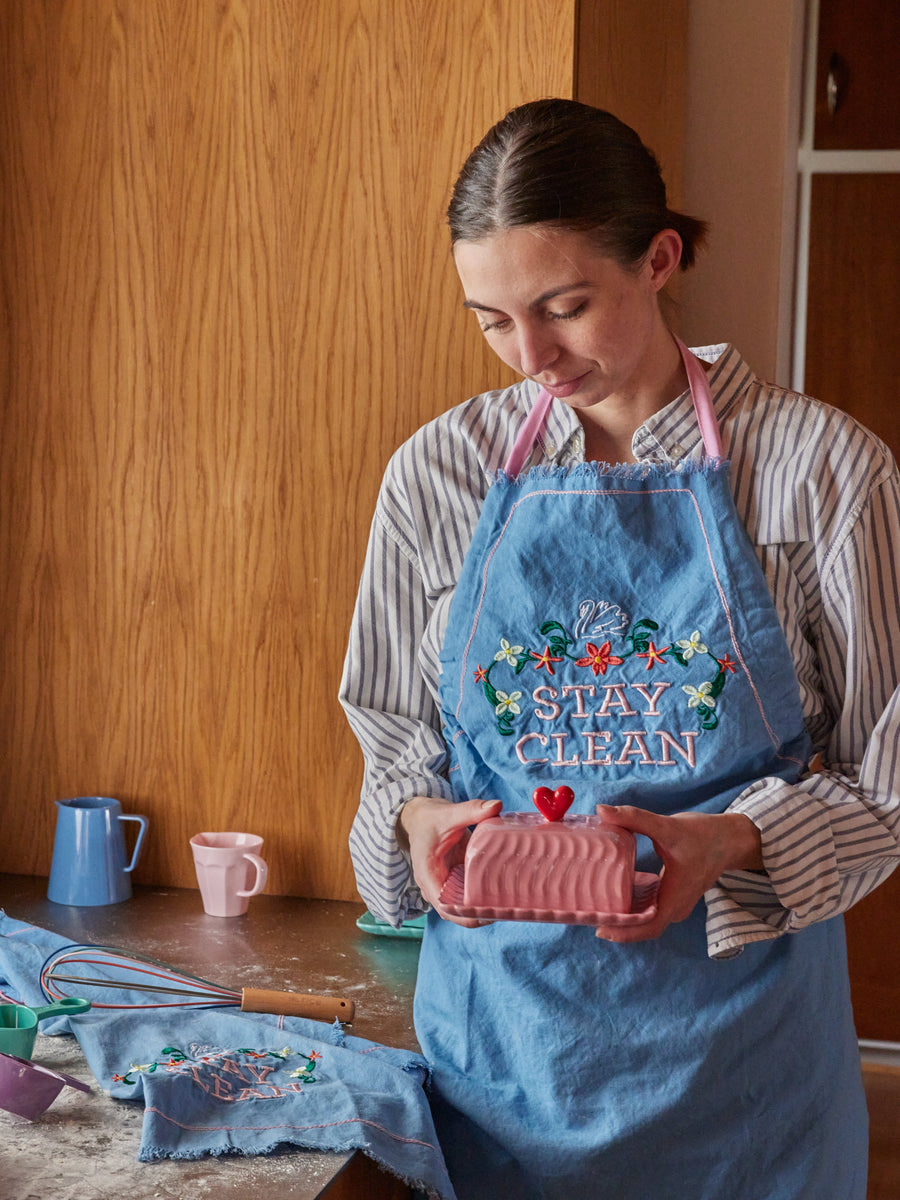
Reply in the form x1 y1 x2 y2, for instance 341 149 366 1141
636 344 752 462
527 344 754 465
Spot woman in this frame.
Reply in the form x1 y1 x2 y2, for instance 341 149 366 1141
340 100 900 1198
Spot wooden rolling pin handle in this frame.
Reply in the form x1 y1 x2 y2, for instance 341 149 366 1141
240 988 356 1024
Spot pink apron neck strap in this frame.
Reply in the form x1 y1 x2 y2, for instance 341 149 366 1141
673 336 723 459
503 387 555 477
502 336 722 475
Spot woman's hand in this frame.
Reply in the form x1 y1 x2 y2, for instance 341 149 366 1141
398 796 502 927
594 804 763 944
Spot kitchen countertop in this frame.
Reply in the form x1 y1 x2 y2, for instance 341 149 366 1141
0 874 422 1200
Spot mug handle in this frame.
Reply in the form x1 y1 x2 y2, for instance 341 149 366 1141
119 814 149 873
237 853 268 898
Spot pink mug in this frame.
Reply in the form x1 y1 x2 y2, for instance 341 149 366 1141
189 832 268 917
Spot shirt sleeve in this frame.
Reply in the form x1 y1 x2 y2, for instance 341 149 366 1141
706 468 900 958
339 506 453 926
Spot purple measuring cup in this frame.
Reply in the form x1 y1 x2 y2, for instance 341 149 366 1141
0 1051 91 1120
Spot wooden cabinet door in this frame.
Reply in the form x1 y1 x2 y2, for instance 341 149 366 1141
845 875 900 1043
0 1 689 902
0 0 575 900
805 172 900 1041
805 174 900 465
815 0 900 149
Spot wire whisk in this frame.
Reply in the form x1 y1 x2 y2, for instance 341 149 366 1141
41 943 355 1023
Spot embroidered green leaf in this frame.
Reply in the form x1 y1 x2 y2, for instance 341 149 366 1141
633 618 659 632
623 618 661 657
539 620 574 654
709 671 728 700
698 707 719 730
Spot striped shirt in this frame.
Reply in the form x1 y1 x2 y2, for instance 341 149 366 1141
339 344 900 958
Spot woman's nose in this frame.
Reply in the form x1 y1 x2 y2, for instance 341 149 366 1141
517 325 561 377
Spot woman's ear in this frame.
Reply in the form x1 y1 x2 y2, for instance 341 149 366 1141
646 230 683 291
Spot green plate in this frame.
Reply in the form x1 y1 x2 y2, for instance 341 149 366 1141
356 909 426 939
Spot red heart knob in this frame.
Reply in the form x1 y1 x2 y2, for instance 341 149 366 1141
532 785 574 822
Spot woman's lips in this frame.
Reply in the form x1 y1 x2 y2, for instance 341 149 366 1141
540 371 590 398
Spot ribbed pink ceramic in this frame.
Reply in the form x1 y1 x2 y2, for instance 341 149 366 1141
439 813 659 926
190 832 268 917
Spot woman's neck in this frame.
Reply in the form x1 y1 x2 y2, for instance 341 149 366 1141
579 332 688 463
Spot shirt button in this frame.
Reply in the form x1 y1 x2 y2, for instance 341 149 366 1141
670 444 684 459
545 441 557 456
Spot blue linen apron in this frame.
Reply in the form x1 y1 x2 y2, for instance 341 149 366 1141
416 342 868 1199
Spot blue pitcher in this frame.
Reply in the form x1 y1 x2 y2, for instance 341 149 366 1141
47 797 149 906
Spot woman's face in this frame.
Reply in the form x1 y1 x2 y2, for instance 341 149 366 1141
453 225 680 419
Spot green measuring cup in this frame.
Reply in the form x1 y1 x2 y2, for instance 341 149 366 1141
0 998 91 1059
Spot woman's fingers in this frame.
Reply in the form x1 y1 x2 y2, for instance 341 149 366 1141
593 804 763 943
403 797 501 926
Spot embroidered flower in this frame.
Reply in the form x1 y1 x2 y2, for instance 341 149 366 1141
473 664 488 684
636 640 670 670
529 646 564 674
113 1061 153 1086
494 638 524 666
675 631 707 660
494 689 522 716
683 682 716 708
290 1049 323 1079
575 641 624 677
717 653 737 674
112 1045 297 1089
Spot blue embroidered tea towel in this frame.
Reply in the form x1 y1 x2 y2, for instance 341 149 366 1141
0 912 455 1199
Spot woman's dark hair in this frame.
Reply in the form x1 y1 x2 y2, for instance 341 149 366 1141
447 98 706 270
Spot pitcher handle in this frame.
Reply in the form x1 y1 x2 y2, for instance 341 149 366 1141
119 814 149 873
236 852 268 898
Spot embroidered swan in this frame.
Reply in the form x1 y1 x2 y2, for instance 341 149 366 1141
573 599 629 641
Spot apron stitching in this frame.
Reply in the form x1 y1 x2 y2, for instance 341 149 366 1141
455 483 803 763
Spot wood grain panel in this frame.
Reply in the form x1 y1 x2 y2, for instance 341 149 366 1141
805 172 900 1040
805 174 900 464
0 1 575 899
814 0 900 150
846 872 900 1042
863 1064 900 1200
576 0 688 205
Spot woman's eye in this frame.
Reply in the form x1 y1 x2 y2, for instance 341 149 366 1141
549 302 587 321
477 301 585 333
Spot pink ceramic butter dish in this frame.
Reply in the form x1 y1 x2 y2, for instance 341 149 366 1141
439 811 659 926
